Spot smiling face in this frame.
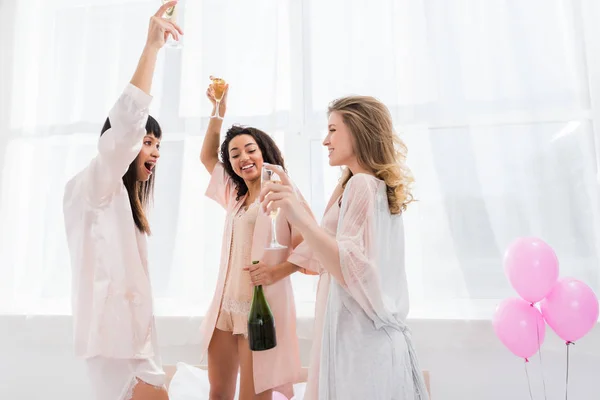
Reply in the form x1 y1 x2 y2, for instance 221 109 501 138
323 111 356 168
135 132 161 182
228 133 263 184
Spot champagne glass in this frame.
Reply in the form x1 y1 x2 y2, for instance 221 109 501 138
261 166 287 250
161 0 182 48
211 77 227 119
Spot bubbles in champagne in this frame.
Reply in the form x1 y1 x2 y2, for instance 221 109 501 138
161 0 176 20
212 78 226 101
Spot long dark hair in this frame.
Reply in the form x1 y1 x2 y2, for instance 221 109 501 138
220 125 286 201
100 115 162 234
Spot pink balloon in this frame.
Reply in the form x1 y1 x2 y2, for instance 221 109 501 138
504 237 559 303
272 392 288 400
540 277 599 343
493 298 546 359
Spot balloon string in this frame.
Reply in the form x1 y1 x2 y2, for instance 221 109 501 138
535 315 548 400
565 342 573 400
524 359 534 400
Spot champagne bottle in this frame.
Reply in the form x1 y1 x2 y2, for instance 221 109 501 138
247 261 277 351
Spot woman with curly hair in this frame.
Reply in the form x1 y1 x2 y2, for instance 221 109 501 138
198 80 314 400
260 96 429 399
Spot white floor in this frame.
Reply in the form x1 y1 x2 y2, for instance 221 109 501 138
0 315 598 399
167 363 307 399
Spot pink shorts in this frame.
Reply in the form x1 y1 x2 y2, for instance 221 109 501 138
86 356 166 400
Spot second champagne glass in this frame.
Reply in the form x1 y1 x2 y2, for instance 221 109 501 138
161 0 182 48
211 77 227 119
261 166 287 250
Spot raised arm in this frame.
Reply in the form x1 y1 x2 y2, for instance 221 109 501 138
200 78 229 174
130 1 181 96
85 2 183 205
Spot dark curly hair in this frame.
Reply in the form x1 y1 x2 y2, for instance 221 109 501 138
220 125 286 201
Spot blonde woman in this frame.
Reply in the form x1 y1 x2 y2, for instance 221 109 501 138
260 96 429 399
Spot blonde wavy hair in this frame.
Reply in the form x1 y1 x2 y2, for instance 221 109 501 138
328 95 414 214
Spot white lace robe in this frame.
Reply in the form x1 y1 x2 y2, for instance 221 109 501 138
292 174 429 400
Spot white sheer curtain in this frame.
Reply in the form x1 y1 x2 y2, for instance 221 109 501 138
1 0 600 321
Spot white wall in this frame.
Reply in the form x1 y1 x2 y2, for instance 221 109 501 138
0 315 598 400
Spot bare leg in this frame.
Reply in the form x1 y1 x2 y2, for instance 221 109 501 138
237 336 273 400
86 357 169 400
208 328 239 400
130 379 169 400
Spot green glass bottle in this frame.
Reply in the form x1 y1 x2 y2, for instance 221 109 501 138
247 261 277 351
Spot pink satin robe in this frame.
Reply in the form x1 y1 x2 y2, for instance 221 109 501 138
198 162 312 394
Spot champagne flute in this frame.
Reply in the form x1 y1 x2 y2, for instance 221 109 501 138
261 166 287 250
161 0 182 48
211 77 227 119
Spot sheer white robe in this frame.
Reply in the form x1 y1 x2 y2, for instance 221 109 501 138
292 174 429 400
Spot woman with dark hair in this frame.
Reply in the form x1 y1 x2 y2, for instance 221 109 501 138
62 3 182 399
198 80 315 400
99 114 162 234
